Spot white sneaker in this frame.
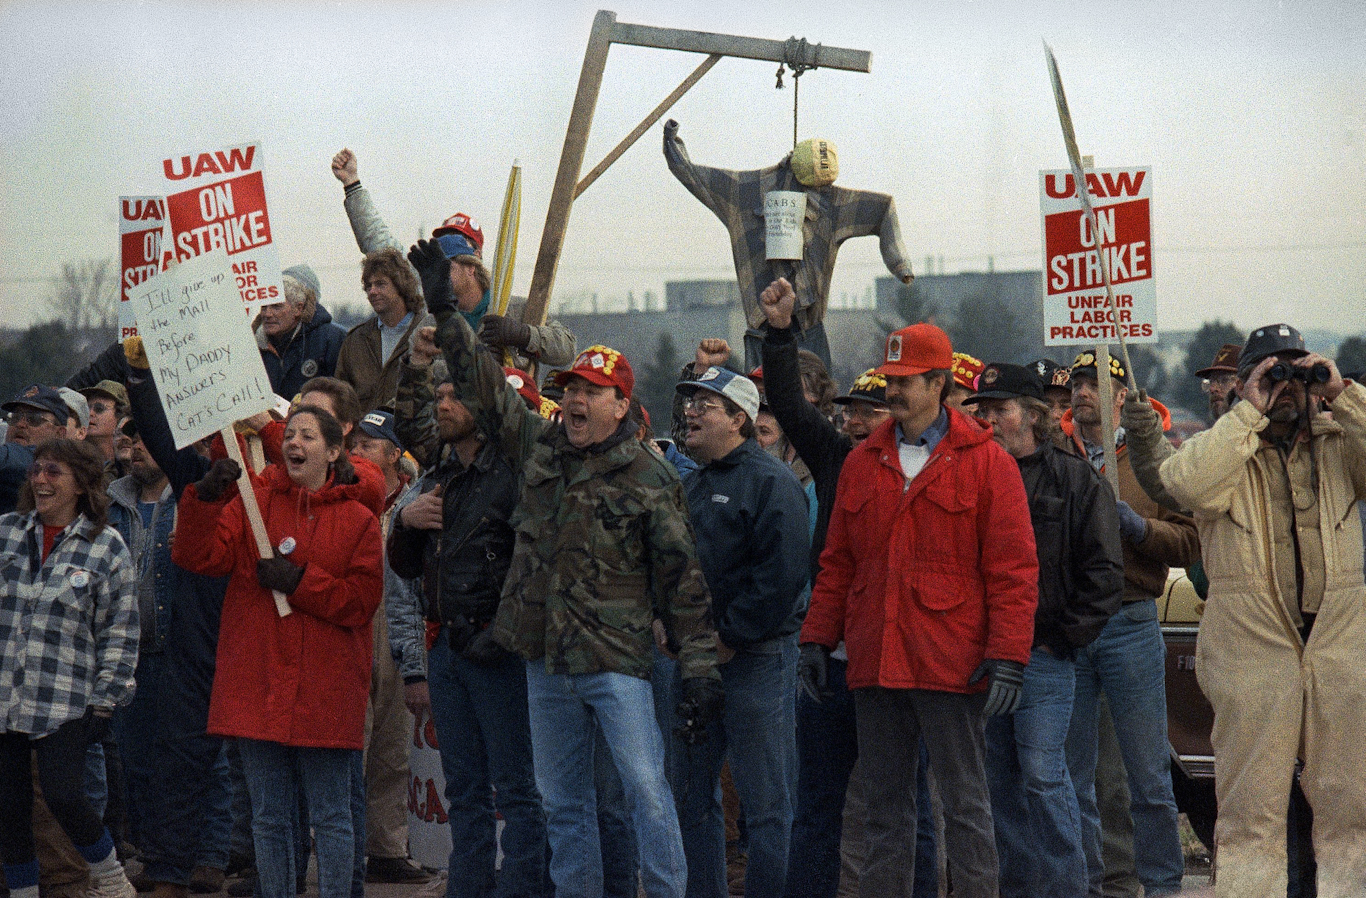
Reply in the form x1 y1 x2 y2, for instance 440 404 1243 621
88 866 138 898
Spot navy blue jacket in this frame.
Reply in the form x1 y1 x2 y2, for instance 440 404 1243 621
683 438 811 649
257 303 346 400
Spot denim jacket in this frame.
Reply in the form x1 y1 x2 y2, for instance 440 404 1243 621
107 476 177 653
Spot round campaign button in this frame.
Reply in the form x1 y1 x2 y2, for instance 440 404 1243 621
278 537 297 556
70 570 90 589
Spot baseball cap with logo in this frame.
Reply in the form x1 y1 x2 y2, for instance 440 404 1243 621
436 232 481 261
553 345 635 399
1240 323 1308 376
1030 358 1072 394
676 366 762 422
3 384 69 424
1069 350 1127 381
875 323 953 378
504 367 545 412
962 363 1046 404
833 369 889 407
432 212 484 254
357 410 404 453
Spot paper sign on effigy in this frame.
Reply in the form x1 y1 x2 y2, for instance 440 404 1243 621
161 141 283 310
129 250 275 449
119 197 170 340
1039 167 1157 346
764 191 806 260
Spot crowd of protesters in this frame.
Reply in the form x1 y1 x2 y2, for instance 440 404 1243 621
2 144 1365 898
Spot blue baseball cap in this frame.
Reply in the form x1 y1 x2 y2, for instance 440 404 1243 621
3 384 69 424
436 233 480 261
356 410 404 452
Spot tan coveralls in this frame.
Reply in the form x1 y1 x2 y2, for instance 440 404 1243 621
1160 384 1366 898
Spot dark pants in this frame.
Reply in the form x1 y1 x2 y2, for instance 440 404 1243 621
854 687 997 898
1 717 106 865
784 658 937 898
427 632 548 898
743 322 832 373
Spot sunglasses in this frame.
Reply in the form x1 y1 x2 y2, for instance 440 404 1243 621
28 461 70 480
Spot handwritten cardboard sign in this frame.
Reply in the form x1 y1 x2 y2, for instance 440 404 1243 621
162 141 283 309
130 250 274 448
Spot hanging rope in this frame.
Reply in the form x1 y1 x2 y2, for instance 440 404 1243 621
775 37 822 148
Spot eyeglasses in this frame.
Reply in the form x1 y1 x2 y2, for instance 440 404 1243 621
28 461 70 480
683 396 726 414
1200 374 1237 394
8 410 58 427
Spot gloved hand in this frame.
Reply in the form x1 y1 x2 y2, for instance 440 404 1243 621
462 629 507 665
257 550 305 595
675 677 724 745
1115 500 1149 544
193 458 241 502
797 642 830 702
664 118 680 141
407 239 455 320
123 335 149 370
479 314 532 350
969 658 1026 716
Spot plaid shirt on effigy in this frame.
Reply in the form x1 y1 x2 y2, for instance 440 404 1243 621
664 130 914 331
0 512 139 737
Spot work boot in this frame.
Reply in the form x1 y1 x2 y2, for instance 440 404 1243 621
146 884 187 898
187 869 223 895
363 858 434 885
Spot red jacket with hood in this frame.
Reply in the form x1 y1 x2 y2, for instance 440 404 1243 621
800 408 1039 692
173 463 383 749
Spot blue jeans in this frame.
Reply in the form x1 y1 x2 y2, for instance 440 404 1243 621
670 637 798 898
784 658 938 898
987 647 1087 898
525 662 686 898
1065 600 1184 896
237 739 353 898
594 721 638 898
427 636 547 898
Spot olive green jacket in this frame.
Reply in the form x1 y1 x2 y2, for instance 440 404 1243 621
433 312 719 682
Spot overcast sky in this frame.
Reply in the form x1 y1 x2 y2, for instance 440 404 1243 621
1 0 1363 336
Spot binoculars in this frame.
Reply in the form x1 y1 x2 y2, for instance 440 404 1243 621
1267 361 1330 384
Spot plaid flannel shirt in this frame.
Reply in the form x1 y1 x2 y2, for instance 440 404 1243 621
664 129 914 331
0 512 139 737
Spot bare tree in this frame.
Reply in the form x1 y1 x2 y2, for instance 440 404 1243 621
47 258 118 330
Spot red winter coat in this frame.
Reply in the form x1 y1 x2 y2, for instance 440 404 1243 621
173 464 383 749
800 409 1038 692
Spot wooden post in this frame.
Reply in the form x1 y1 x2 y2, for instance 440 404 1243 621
520 9 872 332
222 427 291 617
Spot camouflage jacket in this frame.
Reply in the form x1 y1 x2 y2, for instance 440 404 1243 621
431 312 720 682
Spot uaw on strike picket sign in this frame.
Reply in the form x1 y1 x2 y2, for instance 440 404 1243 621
130 250 275 449
119 197 171 340
162 141 283 309
1039 167 1157 346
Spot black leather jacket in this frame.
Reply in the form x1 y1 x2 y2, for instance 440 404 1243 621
387 438 519 648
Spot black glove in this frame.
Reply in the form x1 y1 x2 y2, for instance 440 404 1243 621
479 314 532 350
194 458 241 502
257 550 305 595
675 677 724 745
462 629 508 665
407 238 455 319
969 658 1026 717
797 642 830 702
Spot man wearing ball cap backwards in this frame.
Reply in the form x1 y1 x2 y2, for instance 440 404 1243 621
411 300 720 898
799 322 1038 898
1159 324 1366 898
964 363 1123 898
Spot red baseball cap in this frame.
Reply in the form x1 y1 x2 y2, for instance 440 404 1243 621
504 367 544 411
553 345 635 399
432 212 485 255
951 352 984 390
875 323 953 377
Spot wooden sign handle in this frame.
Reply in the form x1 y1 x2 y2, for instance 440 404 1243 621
222 427 292 617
